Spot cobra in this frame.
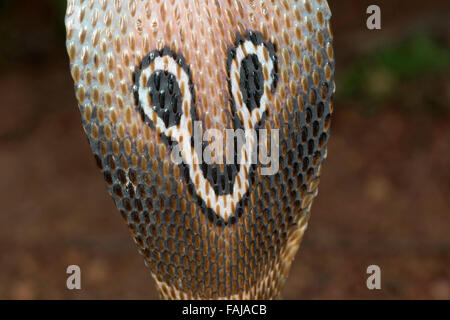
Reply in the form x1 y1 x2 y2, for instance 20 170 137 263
65 0 335 299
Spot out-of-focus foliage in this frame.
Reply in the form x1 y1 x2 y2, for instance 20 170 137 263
338 33 450 115
52 0 68 36
377 35 450 79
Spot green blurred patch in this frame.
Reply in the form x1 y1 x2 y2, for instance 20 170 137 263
51 0 68 37
378 35 449 78
338 33 450 116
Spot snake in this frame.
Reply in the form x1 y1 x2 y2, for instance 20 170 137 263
65 0 334 299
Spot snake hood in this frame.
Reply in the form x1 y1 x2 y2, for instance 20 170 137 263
65 0 334 299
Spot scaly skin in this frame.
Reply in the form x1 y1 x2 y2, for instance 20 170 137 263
65 0 335 299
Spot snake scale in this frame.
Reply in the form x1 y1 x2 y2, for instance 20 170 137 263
65 0 334 299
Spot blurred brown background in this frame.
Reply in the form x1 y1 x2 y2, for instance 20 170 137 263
0 1 449 299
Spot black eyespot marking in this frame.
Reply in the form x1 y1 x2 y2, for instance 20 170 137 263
227 31 278 114
148 70 182 128
134 48 194 131
240 54 264 112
